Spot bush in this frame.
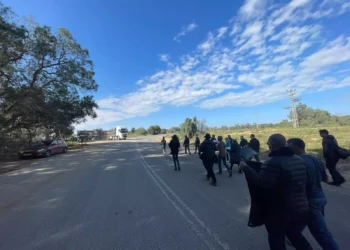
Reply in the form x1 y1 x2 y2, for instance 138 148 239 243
136 127 148 135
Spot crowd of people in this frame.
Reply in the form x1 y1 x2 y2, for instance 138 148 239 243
160 129 348 250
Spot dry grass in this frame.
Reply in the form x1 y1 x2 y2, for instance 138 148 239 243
160 126 350 167
206 126 350 168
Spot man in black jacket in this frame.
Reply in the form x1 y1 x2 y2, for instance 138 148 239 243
240 134 312 250
319 129 346 186
199 133 217 186
240 136 248 148
183 135 191 155
194 135 200 154
249 134 260 162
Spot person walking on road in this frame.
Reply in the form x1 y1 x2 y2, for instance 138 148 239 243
225 137 231 162
217 136 232 176
240 134 312 250
199 133 217 186
319 129 346 186
228 135 233 143
169 135 181 171
240 136 248 148
287 138 340 250
161 137 167 155
229 138 241 173
249 134 260 162
183 135 191 155
194 135 200 154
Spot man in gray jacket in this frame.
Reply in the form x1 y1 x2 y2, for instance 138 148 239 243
240 134 312 250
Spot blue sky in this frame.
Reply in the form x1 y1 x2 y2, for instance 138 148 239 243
4 0 350 130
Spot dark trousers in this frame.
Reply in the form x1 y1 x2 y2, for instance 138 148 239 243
218 156 230 173
254 153 260 162
172 153 180 169
203 161 216 183
195 145 199 154
230 162 241 172
265 213 312 250
184 145 191 154
326 158 345 184
300 199 339 250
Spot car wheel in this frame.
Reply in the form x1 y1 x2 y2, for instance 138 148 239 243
45 150 51 157
63 147 67 153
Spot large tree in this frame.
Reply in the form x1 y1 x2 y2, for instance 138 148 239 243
0 3 98 139
180 117 198 138
147 125 161 135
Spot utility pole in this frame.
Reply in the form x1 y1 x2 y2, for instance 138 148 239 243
284 89 301 128
254 112 259 130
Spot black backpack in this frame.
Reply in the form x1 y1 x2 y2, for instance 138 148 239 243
337 146 350 159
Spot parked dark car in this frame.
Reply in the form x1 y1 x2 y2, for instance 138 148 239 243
18 139 68 159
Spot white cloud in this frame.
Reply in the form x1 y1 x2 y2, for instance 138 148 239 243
78 0 350 129
217 27 228 39
173 22 198 42
300 36 350 73
239 0 267 19
159 54 170 62
198 32 216 55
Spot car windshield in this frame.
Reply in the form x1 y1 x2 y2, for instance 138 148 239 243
119 128 128 133
30 142 45 147
42 140 53 146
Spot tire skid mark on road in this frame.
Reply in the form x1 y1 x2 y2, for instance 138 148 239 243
137 144 232 250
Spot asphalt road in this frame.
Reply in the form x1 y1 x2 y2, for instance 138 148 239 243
0 137 350 250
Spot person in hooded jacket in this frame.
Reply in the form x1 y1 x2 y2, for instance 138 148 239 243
319 129 346 186
169 135 181 171
199 133 217 186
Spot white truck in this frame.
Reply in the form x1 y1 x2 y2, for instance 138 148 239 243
114 126 128 140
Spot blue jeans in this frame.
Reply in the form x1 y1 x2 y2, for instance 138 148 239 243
300 199 339 250
218 156 230 173
172 153 180 169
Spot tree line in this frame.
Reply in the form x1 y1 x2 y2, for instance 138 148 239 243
129 117 207 138
129 104 350 137
209 104 350 131
0 2 98 154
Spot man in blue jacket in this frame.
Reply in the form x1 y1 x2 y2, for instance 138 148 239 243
287 138 339 250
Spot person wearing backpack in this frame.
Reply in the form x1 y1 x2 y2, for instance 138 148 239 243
319 129 346 186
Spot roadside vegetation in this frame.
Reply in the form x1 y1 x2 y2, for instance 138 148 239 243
0 3 98 159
